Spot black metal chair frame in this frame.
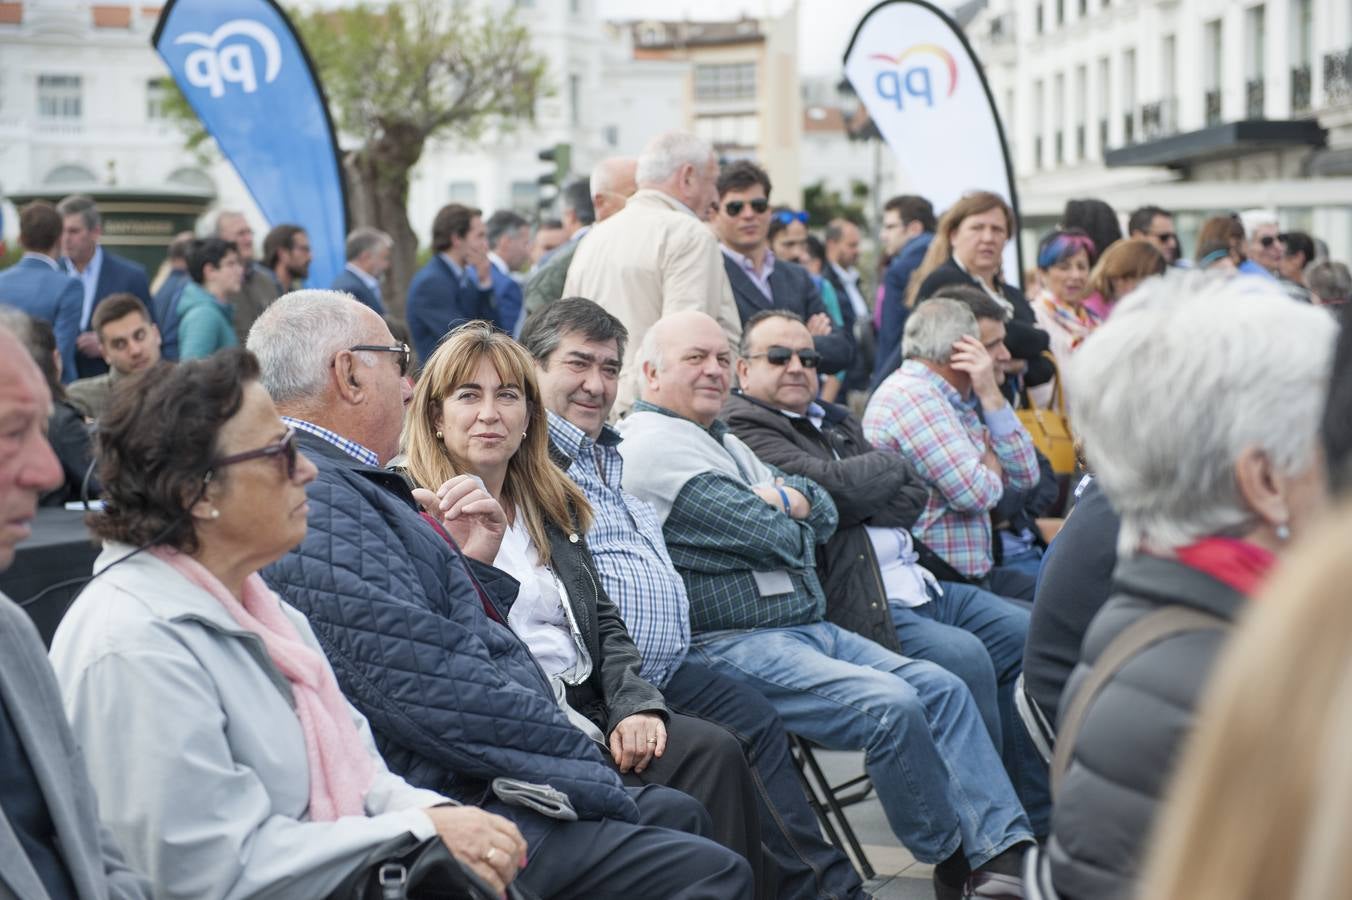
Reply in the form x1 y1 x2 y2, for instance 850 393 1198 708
788 734 876 879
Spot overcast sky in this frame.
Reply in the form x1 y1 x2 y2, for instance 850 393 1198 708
594 0 892 77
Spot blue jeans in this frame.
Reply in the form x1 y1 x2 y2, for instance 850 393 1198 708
663 661 866 900
688 621 1033 868
891 584 1051 836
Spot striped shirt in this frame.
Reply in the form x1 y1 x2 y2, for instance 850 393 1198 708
547 412 690 688
282 416 380 468
862 360 1038 579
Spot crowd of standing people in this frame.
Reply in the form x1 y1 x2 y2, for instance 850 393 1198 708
1 125 1351 900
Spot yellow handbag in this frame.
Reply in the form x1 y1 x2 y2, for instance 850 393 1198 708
1017 352 1077 475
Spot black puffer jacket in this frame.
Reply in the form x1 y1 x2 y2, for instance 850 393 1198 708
722 391 930 652
544 518 669 736
1049 554 1240 900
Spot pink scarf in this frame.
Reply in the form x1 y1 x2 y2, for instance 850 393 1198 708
153 548 374 820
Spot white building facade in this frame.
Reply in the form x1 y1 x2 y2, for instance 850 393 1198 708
966 0 1352 258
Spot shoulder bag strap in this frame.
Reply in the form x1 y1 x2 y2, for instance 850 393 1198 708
1051 605 1226 797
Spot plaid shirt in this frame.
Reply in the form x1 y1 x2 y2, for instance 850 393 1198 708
622 401 837 633
282 416 380 468
862 360 1038 579
548 412 691 688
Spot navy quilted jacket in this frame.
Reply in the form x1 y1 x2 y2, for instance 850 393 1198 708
262 433 638 823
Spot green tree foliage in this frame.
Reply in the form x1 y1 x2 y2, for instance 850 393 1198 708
804 180 868 229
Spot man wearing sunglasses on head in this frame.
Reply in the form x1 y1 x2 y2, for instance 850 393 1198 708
712 161 854 378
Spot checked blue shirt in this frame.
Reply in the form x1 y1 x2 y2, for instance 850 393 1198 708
547 412 692 688
282 416 380 468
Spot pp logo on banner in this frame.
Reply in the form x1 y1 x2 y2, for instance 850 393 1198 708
870 45 959 110
176 19 282 98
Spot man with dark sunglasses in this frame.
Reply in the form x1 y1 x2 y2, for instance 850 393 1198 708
1238 209 1282 277
712 160 854 376
1126 205 1180 266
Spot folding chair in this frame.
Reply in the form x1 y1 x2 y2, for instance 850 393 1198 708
1014 672 1056 765
788 734 876 879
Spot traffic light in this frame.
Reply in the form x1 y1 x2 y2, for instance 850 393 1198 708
537 142 572 211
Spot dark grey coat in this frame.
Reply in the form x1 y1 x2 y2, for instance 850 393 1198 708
722 390 930 652
1049 554 1240 900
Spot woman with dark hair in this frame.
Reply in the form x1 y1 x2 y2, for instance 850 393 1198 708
1061 198 1121 259
904 191 1053 394
404 323 770 898
48 349 527 900
0 308 100 506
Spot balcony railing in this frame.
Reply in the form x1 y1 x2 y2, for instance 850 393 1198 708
1122 111 1136 145
1245 78 1266 118
1326 46 1352 106
1140 97 1178 139
1205 89 1223 126
1291 64 1313 113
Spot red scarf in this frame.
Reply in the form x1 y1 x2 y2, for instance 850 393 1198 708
1174 537 1277 596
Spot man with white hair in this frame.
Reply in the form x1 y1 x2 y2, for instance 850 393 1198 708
525 156 638 316
618 308 1037 900
250 292 753 899
564 132 742 417
330 226 393 315
863 298 1041 599
1237 208 1281 277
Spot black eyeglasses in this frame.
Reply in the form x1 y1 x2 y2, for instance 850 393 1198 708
747 346 821 368
208 427 299 482
723 198 769 216
349 343 412 377
772 210 809 226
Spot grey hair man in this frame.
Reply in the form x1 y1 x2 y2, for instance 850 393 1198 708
214 209 280 345
248 292 755 900
56 194 152 379
484 210 531 334
1238 208 1282 276
0 318 153 900
524 158 638 317
563 132 742 418
329 227 393 316
1046 272 1336 900
863 298 1041 599
1308 259 1352 310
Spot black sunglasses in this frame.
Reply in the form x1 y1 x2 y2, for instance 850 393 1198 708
209 427 300 482
748 346 821 368
723 198 770 216
349 343 412 377
1258 235 1278 247
1152 231 1178 243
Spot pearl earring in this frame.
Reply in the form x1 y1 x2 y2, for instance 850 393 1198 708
435 430 443 439
522 429 528 438
209 509 221 520
1276 523 1291 541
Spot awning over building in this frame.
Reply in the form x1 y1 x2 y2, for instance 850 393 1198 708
1104 119 1327 169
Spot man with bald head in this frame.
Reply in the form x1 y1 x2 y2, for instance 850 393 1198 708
0 321 153 900
618 309 1036 899
564 132 743 417
215 210 280 344
524 156 639 316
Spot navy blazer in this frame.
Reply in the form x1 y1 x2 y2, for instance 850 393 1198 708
0 257 83 383
330 266 385 316
489 263 524 336
149 269 190 361
722 254 854 373
62 250 151 379
405 255 496 363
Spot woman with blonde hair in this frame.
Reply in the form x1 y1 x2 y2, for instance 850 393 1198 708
1082 238 1166 319
1137 503 1352 900
881 190 1053 396
404 322 770 897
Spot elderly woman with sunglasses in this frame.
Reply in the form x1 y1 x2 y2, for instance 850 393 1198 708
47 350 527 900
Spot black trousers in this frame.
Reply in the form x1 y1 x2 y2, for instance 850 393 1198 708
612 712 773 899
509 783 753 899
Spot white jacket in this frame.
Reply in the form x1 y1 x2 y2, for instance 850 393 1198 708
48 546 449 900
563 189 742 416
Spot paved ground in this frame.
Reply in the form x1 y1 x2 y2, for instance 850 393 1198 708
812 749 936 900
